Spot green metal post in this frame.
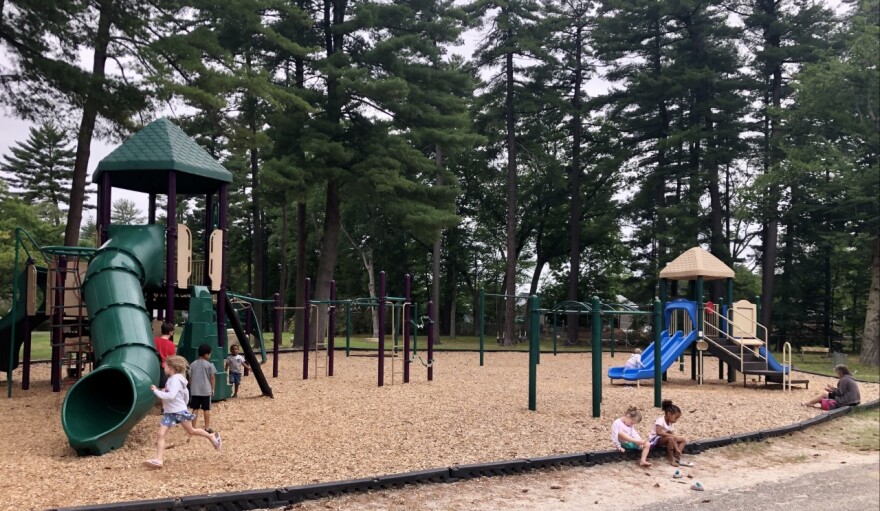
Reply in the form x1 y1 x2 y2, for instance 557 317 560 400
694 276 703 380
552 312 558 356
653 298 662 408
345 303 351 357
479 289 485 367
591 296 602 418
8 233 20 398
659 278 668 330
393 303 399 354
528 295 540 411
609 313 615 358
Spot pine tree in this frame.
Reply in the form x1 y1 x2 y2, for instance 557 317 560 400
471 0 547 345
0 122 78 226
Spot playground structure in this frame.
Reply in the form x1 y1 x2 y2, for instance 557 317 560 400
513 248 806 418
1 118 273 455
267 271 436 387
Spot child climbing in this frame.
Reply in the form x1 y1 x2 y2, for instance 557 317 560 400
225 344 250 398
611 406 652 467
145 355 221 468
624 348 643 369
649 399 690 467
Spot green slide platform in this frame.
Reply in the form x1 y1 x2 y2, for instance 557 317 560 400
61 225 165 455
1 267 49 372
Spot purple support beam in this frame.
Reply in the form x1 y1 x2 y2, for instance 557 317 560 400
51 256 66 392
22 310 31 390
148 193 157 224
273 293 281 378
404 274 411 383
204 192 214 285
99 173 111 245
427 300 435 382
329 280 336 377
217 184 229 348
303 278 311 380
378 271 386 387
165 171 177 322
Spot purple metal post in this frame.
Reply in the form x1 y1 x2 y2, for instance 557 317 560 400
328 280 336 377
165 171 177 322
99 173 112 245
217 184 228 348
148 193 157 224
22 309 30 390
378 271 386 387
427 300 434 382
52 256 66 392
303 277 311 380
273 293 281 378
404 274 411 383
204 192 214 285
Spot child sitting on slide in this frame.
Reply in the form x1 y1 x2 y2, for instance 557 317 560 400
648 399 691 467
624 348 643 369
611 406 652 467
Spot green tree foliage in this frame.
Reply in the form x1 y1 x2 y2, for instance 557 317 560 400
110 198 145 225
0 122 79 226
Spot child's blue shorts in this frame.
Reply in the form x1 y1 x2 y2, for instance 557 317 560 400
161 410 196 427
229 371 242 385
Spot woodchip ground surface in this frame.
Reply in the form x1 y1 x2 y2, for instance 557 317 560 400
1 351 877 511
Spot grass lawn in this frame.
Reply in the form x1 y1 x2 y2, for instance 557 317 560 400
775 350 880 383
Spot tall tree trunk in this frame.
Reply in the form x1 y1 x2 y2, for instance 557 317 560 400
502 47 517 346
432 147 443 344
250 113 264 314
860 236 879 367
279 201 289 308
341 224 379 337
779 201 796 344
567 25 583 344
293 202 307 345
762 28 784 348
707 124 728 300
311 0 346 341
64 1 112 247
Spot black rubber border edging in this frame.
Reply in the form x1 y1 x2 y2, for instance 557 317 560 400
51 399 880 511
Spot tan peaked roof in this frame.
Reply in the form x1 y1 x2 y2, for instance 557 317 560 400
659 247 735 281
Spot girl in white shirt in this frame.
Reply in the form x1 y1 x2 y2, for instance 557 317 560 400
649 399 690 466
145 355 221 468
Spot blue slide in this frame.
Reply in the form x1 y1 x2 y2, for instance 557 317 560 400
758 346 790 374
608 330 697 381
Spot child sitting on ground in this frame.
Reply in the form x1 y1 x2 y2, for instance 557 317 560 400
624 348 643 369
224 344 250 398
611 406 652 467
145 355 221 468
648 399 691 467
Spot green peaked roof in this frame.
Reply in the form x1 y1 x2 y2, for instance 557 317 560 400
93 117 232 194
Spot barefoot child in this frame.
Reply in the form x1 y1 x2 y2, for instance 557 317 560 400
611 406 652 467
649 399 689 466
224 344 250 398
146 356 221 468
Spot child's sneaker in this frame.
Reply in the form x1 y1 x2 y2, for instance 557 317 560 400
212 433 222 451
672 470 683 479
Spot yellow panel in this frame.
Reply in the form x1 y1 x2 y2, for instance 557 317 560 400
731 300 757 338
177 224 192 289
208 229 224 292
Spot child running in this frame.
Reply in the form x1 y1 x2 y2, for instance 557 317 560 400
189 343 217 432
224 344 250 398
146 355 221 468
649 399 690 467
624 348 644 369
611 406 652 467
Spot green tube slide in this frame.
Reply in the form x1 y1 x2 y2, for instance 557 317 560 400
62 225 165 456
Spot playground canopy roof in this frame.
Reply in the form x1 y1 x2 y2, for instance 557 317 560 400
659 247 735 281
92 118 233 194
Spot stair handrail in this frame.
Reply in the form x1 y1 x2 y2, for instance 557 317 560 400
702 310 745 373
703 307 772 373
782 342 792 392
